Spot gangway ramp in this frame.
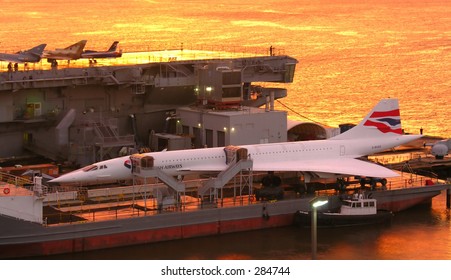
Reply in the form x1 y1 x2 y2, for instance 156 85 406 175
132 167 185 193
197 145 254 199
198 159 253 196
129 153 186 207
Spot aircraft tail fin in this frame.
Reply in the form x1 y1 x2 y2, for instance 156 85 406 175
332 98 403 140
108 41 119 52
26 44 47 57
65 40 87 56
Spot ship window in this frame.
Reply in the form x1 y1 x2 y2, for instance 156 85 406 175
82 165 98 172
222 71 241 85
222 87 241 98
343 201 351 207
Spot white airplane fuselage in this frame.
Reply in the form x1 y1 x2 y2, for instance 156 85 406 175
50 133 420 184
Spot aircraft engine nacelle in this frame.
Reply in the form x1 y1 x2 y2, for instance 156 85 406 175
431 142 449 159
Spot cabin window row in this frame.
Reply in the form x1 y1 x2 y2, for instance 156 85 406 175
161 155 225 163
251 147 333 156
363 201 375 207
352 201 375 208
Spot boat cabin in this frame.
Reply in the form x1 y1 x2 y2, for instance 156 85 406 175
340 198 377 215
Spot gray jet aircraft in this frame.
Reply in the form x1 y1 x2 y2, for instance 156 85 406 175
0 44 47 63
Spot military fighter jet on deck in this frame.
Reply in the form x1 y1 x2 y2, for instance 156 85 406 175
0 44 47 64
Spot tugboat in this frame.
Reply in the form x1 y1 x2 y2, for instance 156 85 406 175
294 196 392 228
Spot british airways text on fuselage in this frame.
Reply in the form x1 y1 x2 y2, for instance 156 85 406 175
157 164 183 170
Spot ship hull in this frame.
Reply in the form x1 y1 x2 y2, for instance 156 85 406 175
0 216 292 258
0 199 301 259
367 185 445 212
0 184 448 259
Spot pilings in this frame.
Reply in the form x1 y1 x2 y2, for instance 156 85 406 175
447 188 451 209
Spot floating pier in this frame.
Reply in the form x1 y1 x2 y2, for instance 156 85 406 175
1 168 450 258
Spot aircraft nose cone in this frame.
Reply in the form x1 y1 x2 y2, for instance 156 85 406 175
49 171 82 184
48 176 67 184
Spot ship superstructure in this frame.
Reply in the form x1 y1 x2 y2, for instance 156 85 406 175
0 50 297 166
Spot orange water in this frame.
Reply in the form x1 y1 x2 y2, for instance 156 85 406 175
1 0 450 137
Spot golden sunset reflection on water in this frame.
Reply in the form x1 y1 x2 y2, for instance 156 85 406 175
0 0 449 138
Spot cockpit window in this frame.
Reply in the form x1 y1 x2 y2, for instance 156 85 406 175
82 165 98 172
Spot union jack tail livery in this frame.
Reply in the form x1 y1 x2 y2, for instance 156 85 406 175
364 108 402 135
332 99 405 140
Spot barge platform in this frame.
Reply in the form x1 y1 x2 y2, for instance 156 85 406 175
1 169 450 259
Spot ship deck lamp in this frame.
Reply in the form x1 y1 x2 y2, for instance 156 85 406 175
310 196 328 260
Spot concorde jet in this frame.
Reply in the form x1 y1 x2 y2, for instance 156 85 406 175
50 99 422 185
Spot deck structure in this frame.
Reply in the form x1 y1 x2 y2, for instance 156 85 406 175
0 50 297 165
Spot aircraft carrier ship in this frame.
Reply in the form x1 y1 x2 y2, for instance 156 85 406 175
0 49 298 167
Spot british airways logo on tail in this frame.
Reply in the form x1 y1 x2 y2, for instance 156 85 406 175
364 109 402 134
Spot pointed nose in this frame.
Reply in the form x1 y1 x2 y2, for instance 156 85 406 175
49 170 84 184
